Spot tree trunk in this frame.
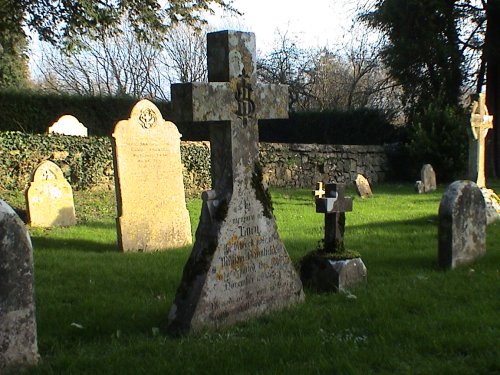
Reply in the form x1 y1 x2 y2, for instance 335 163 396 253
486 0 500 178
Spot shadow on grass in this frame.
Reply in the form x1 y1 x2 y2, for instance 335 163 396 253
31 236 119 253
348 214 439 229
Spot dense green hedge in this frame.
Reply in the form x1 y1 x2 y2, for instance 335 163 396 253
0 131 211 193
0 90 399 144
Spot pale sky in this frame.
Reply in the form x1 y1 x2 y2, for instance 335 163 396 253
207 0 361 54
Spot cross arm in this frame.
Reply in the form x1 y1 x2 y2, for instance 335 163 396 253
254 83 289 120
171 82 235 123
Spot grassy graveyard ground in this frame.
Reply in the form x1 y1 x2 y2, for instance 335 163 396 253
1 181 499 374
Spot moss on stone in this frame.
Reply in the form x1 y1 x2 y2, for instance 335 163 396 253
251 162 273 219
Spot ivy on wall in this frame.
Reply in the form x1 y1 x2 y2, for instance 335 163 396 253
0 131 212 194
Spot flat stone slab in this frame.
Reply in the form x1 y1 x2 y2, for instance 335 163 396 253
438 180 486 269
0 199 39 370
25 160 76 227
300 255 367 292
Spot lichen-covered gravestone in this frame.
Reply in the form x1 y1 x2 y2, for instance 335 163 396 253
355 174 373 198
25 160 76 227
164 30 304 335
112 99 192 252
47 114 88 136
438 180 486 269
0 199 39 370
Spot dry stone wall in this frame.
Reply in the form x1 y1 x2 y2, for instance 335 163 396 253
259 143 388 188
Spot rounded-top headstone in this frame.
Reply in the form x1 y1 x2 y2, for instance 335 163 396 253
355 174 373 198
111 99 192 251
438 180 486 269
25 160 77 227
47 114 88 137
0 199 39 370
420 164 437 193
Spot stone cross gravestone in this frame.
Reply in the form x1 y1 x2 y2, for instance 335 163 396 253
301 183 366 292
315 183 353 252
438 180 486 269
25 160 76 227
0 199 39 370
355 174 373 198
47 114 88 136
469 93 493 188
420 164 437 193
112 99 192 252
165 31 304 335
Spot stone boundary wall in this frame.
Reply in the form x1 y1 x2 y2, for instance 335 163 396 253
259 143 388 188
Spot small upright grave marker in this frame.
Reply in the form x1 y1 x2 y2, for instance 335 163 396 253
25 160 76 227
438 180 486 269
164 31 304 335
355 174 373 198
0 199 39 370
301 182 367 292
47 115 88 136
112 99 192 252
416 164 436 194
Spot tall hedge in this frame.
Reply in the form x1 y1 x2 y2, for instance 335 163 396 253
0 90 399 145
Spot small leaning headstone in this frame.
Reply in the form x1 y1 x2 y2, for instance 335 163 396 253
25 160 76 227
438 180 486 269
112 99 192 252
301 182 367 292
47 114 88 137
419 164 436 193
0 199 39 370
355 174 373 198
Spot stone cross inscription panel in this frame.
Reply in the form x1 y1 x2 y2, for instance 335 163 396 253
165 31 304 335
112 99 192 252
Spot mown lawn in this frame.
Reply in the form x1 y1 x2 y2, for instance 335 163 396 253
2 181 499 374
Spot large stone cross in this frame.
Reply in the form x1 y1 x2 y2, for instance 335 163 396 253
165 31 303 335
171 31 288 197
315 183 353 253
470 93 493 188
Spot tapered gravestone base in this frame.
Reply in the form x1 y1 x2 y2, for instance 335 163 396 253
165 163 304 335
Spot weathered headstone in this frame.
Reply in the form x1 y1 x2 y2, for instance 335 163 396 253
0 199 39 370
355 174 373 198
419 164 436 193
25 160 76 227
301 183 367 292
47 114 88 137
438 180 486 269
111 99 192 252
164 31 304 335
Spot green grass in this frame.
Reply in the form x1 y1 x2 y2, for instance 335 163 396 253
2 182 499 374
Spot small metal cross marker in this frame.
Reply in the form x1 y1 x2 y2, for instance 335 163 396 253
313 182 325 198
470 93 493 188
315 183 353 253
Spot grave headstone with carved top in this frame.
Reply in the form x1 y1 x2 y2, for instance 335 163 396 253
25 160 76 227
301 182 367 292
164 31 304 335
0 199 39 370
111 99 192 252
47 114 88 136
420 164 437 193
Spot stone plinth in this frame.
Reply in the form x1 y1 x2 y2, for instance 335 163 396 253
438 180 486 269
112 99 192 252
0 200 39 370
301 255 367 292
25 160 76 227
